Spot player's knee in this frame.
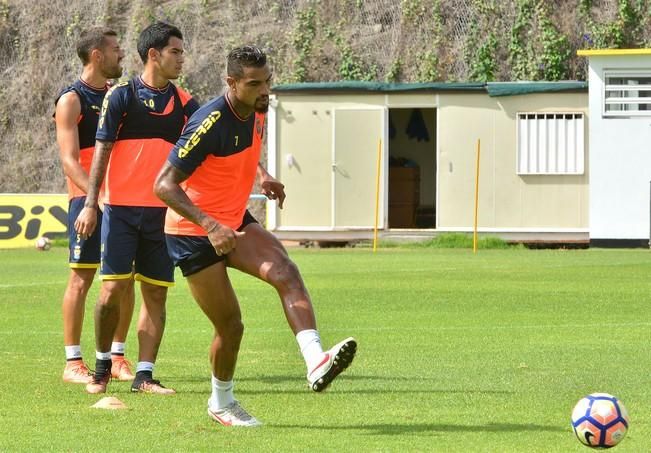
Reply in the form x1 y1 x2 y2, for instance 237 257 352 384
69 271 94 293
142 284 168 305
99 279 130 305
220 317 244 349
228 317 244 340
269 259 302 290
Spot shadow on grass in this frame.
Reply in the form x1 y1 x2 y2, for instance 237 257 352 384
246 374 421 384
242 375 513 395
268 422 565 435
166 374 427 385
170 388 514 396
161 374 514 395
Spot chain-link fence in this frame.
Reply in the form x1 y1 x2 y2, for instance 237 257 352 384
0 0 648 195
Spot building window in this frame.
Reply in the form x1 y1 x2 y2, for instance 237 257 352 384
604 71 651 117
517 112 585 175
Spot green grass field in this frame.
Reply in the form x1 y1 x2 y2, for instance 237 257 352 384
1 245 649 452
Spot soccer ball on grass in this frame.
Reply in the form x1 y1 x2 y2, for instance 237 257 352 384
34 236 51 251
571 393 629 448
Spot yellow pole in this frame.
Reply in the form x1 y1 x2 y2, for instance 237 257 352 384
373 139 382 252
473 139 481 253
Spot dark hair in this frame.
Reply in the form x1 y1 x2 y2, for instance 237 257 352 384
76 27 117 65
137 21 183 63
227 45 267 78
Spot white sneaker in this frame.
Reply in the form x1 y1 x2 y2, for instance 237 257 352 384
307 337 357 392
207 400 262 427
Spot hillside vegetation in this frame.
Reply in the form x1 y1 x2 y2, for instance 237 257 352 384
1 0 649 193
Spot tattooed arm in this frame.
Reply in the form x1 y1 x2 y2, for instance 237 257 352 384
154 161 243 256
74 140 113 239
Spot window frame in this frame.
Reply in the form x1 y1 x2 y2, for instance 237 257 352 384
516 112 585 176
603 69 651 118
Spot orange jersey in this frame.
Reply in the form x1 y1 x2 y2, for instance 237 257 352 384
54 79 107 199
165 95 265 234
71 145 94 199
96 77 198 207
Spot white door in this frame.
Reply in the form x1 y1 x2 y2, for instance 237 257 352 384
332 108 386 228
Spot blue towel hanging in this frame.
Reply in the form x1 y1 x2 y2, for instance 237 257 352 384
405 108 429 142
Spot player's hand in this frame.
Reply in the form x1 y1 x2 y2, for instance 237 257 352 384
260 177 286 209
75 206 98 239
206 223 246 256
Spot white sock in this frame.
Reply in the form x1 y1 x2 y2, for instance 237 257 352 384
65 345 82 361
296 329 324 371
111 342 126 355
136 361 155 374
210 375 235 410
96 351 111 361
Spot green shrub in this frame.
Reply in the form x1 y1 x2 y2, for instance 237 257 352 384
376 233 519 249
418 232 513 249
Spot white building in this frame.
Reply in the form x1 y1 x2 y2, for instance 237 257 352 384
266 82 589 244
578 49 651 246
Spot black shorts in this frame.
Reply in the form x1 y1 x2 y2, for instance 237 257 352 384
166 210 258 277
68 196 102 268
101 205 174 286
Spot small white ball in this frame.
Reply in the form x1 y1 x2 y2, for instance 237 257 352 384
35 236 51 251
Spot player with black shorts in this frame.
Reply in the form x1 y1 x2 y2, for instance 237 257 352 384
155 45 356 427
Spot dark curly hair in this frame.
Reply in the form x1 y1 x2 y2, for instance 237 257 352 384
227 45 267 78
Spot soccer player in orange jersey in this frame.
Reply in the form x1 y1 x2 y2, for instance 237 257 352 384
75 22 198 395
54 27 135 385
155 46 356 426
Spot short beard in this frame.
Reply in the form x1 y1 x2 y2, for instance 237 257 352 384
254 102 269 113
102 66 123 80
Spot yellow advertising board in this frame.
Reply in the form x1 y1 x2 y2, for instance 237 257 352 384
0 194 68 248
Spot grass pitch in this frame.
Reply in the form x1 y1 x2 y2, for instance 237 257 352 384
0 245 649 452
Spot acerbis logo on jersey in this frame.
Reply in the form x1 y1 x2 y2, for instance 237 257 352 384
177 110 222 159
98 81 128 130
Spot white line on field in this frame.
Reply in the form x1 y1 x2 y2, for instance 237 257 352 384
0 281 66 289
9 322 648 336
239 322 651 332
